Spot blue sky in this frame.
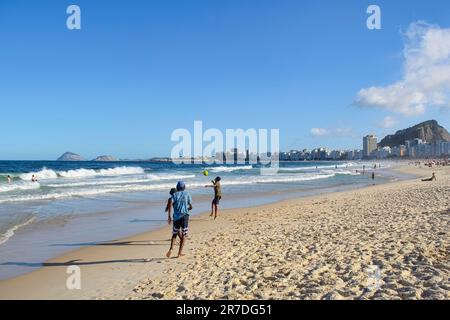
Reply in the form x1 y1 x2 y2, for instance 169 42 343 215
0 0 449 160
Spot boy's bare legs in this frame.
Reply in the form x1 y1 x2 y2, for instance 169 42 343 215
177 234 186 257
210 201 214 217
214 203 219 219
166 233 178 258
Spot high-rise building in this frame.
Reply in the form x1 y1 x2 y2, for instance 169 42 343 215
363 135 378 158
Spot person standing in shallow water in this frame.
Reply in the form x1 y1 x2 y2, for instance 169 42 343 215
166 181 192 258
7 175 12 184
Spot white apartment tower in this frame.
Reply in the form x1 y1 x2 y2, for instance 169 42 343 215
363 135 378 158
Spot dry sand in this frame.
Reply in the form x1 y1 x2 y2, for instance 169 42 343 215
129 165 450 300
0 165 449 300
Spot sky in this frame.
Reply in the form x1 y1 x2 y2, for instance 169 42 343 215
0 0 449 160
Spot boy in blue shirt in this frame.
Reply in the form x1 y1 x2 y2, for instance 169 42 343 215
166 181 192 258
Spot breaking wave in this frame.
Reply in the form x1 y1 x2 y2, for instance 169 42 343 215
210 165 253 173
19 167 145 180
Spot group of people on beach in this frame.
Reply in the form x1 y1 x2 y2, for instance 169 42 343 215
163 176 222 258
411 160 449 168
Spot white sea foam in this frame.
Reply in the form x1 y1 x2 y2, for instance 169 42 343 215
320 169 360 176
19 168 58 181
0 182 40 193
210 165 253 173
279 163 358 172
145 174 196 181
19 166 145 181
335 170 360 175
0 172 335 203
0 216 36 245
57 166 145 178
46 174 196 188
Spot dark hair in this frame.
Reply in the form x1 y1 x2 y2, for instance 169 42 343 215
169 188 177 196
176 181 185 191
215 176 221 182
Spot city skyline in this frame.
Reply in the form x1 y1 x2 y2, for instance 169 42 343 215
5 117 447 161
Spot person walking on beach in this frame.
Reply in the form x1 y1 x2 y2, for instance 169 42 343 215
205 176 222 219
7 175 12 184
166 181 192 258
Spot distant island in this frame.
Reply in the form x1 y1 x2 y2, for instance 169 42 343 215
57 152 119 162
93 155 119 162
57 152 85 161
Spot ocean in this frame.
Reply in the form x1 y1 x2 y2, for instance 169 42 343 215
0 160 402 279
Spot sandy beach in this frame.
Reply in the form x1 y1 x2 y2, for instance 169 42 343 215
0 165 448 300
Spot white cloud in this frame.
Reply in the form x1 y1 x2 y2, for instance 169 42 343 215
379 116 397 128
355 21 450 116
310 127 353 137
335 127 352 135
310 128 330 137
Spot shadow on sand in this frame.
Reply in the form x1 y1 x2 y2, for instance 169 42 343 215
49 239 171 247
1 257 166 268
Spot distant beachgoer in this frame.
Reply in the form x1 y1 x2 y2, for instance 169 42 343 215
166 181 192 258
7 175 12 184
372 172 375 180
205 176 222 219
335 165 338 169
165 188 177 225
31 175 38 182
421 172 436 182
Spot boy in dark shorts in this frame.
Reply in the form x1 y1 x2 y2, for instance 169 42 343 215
166 181 192 258
205 176 221 219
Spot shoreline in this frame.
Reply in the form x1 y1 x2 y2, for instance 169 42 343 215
0 165 405 281
0 165 447 299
